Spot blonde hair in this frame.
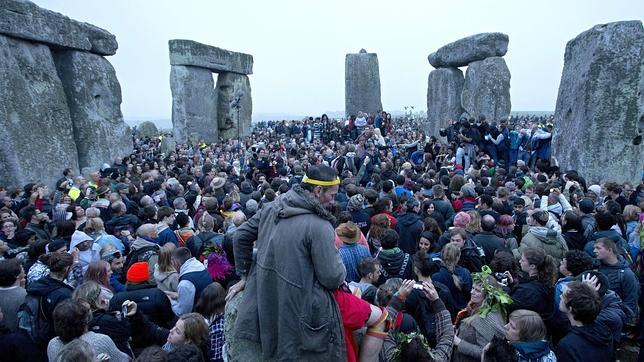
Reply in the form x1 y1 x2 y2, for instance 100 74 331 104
466 210 481 234
83 217 104 234
623 205 641 222
441 243 463 290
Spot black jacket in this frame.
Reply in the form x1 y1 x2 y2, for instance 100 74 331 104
90 310 132 356
26 276 74 323
109 283 174 328
395 212 423 255
105 213 141 235
509 275 553 322
472 231 507 264
556 321 613 362
377 249 414 283
404 288 454 347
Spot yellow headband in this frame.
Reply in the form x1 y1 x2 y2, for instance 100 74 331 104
302 175 340 186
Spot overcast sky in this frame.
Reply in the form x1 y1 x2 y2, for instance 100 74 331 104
36 0 643 122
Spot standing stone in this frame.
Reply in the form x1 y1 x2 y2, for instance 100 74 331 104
170 65 218 143
169 40 253 75
136 121 159 138
428 32 509 68
345 49 383 117
0 0 118 56
53 50 132 171
159 136 176 155
426 67 465 136
216 73 252 140
224 292 268 362
553 21 644 184
461 57 511 122
0 35 79 188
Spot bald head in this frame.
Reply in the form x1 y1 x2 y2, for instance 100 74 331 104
137 223 158 239
481 214 497 232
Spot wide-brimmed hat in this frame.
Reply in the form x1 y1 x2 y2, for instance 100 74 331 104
336 222 360 244
210 177 226 189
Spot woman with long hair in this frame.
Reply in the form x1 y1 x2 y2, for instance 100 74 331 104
366 213 390 254
84 261 114 302
465 210 482 236
452 266 510 362
560 210 586 251
195 282 227 361
153 243 179 293
508 247 557 324
432 243 472 309
163 313 210 360
496 214 518 251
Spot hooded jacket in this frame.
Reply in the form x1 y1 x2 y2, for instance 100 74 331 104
69 231 101 272
233 186 347 361
395 211 423 255
26 276 74 339
171 258 211 316
584 229 630 260
597 256 639 325
516 226 568 265
511 340 556 362
109 283 174 328
377 247 415 282
555 322 613 362
596 290 626 344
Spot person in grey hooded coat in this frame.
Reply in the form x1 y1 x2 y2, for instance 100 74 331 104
228 165 347 361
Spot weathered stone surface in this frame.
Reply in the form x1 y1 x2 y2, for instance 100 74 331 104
461 57 511 122
345 49 383 117
216 73 252 140
426 67 465 136
428 32 509 68
553 21 644 184
136 121 159 138
169 40 253 75
0 0 117 56
170 65 218 143
159 136 176 155
224 292 270 362
0 35 79 188
53 50 132 171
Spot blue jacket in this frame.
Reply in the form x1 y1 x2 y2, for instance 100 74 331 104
597 256 639 325
583 229 629 261
556 321 613 362
431 265 472 310
157 226 178 247
512 340 556 362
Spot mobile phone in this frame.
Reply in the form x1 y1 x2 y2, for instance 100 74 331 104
122 304 129 317
413 284 424 290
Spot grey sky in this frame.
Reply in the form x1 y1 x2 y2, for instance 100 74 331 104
36 0 643 122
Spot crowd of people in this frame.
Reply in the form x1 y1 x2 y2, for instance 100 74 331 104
0 110 642 362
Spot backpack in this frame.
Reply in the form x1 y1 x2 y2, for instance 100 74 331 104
17 294 51 346
197 233 225 262
124 244 159 273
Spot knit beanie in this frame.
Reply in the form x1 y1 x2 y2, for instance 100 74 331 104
347 194 365 212
245 199 258 213
127 262 149 283
453 212 471 228
460 183 477 198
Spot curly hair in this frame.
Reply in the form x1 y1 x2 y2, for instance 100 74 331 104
53 299 92 343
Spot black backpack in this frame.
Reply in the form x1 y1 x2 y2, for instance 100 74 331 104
17 294 51 347
124 244 159 272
